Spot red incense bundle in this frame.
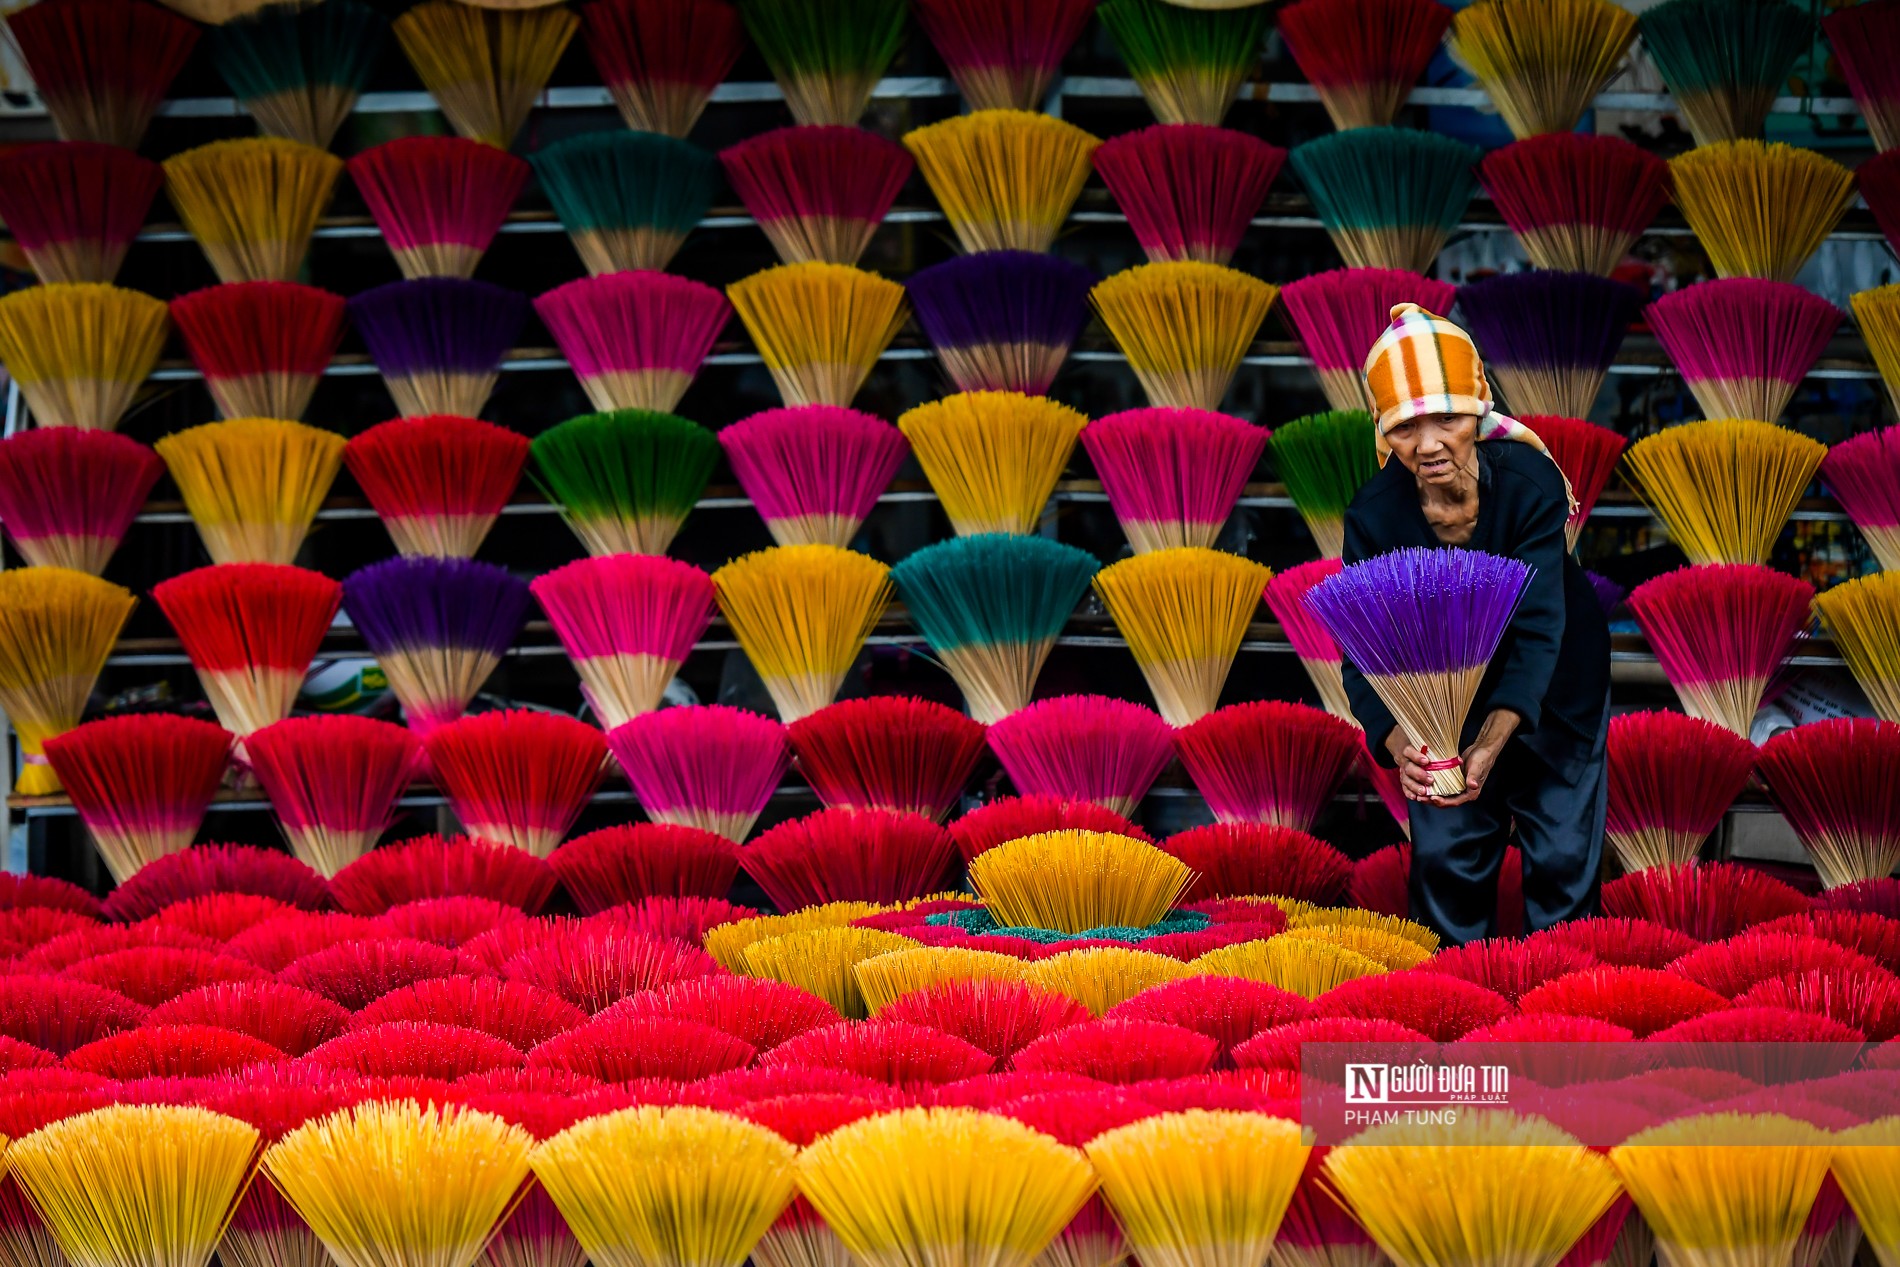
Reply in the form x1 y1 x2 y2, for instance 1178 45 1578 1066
720 127 914 266
168 281 347 422
1517 414 1625 550
1276 0 1455 130
1626 563 1813 738
788 696 987 821
741 807 958 910
1823 0 1900 151
422 710 607 859
498 923 720 1013
327 834 557 916
1092 124 1285 267
911 0 1096 111
580 0 743 137
880 978 1089 1060
243 715 424 879
606 973 840 1050
531 554 715 731
948 795 1148 864
40 715 233 886
346 137 532 280
1172 700 1363 832
984 695 1173 817
1603 711 1756 875
1011 1018 1217 1083
146 979 350 1057
1601 860 1810 941
278 936 461 1010
343 416 529 559
1080 406 1268 553
0 142 162 284
1478 134 1670 277
1756 718 1900 891
1162 822 1352 904
0 428 161 575
762 1019 994 1086
5 0 197 148
549 823 740 914
97 841 331 921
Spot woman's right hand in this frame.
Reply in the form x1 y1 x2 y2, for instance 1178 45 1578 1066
1384 728 1438 803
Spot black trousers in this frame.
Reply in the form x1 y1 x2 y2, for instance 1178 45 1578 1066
1406 709 1608 946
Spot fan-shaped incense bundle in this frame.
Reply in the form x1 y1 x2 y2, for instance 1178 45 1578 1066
580 0 742 137
1814 572 1900 724
344 415 529 559
162 139 342 285
1290 129 1482 274
1031 945 1195 1014
1519 414 1626 550
1264 559 1350 719
391 2 578 147
969 830 1193 934
1276 0 1455 130
0 142 162 285
728 262 909 408
712 544 893 722
153 419 345 566
0 427 161 574
1090 261 1276 412
0 282 168 430
738 0 905 127
1647 279 1842 425
904 110 1100 254
912 0 1097 112
1757 718 1900 889
790 699 985 819
1478 134 1670 277
531 554 715 729
1277 270 1457 414
169 281 347 422
1603 710 1755 873
347 137 532 281
892 535 1098 723
245 714 424 876
1860 150 1900 264
1448 0 1636 139
1082 407 1267 553
349 278 528 420
1821 426 1900 572
1832 1119 1900 1267
852 947 1029 1014
207 0 387 149
40 714 233 885
1823 0 1900 151
1627 563 1812 737
721 126 913 266
1668 142 1854 284
1638 0 1812 147
424 711 606 858
744 808 960 907
739 924 912 1017
533 131 717 277
1096 0 1269 126
1092 123 1284 267
0 569 134 795
897 391 1087 536
1456 271 1642 420
1268 410 1380 558
607 704 791 842
536 271 731 415
1306 548 1531 797
1093 546 1272 727
1174 701 1364 832
1620 419 1827 567
985 695 1173 817
906 251 1095 397
720 405 909 548
951 796 1146 864
531 409 719 558
4 0 198 148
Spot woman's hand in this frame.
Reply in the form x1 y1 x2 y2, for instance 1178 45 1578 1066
1430 709 1523 808
1384 729 1438 803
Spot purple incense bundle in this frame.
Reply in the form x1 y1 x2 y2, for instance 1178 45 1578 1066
905 250 1093 396
534 269 731 415
718 404 910 548
1456 270 1643 420
1304 547 1533 797
1079 406 1268 553
719 126 914 266
1091 123 1286 267
1645 279 1842 424
1278 267 1457 413
341 556 530 735
347 277 528 419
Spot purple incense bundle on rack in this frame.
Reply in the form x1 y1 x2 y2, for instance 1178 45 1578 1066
347 277 528 419
1455 270 1642 420
1304 547 1533 797
905 250 1094 396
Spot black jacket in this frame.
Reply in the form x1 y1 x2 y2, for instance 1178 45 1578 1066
1340 439 1612 781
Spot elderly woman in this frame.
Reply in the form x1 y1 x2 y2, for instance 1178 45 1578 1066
1339 304 1612 945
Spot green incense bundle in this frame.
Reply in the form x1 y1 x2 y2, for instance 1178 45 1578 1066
1288 127 1482 274
531 409 721 557
891 532 1100 724
1096 0 1268 127
1638 0 1814 147
208 0 387 150
738 0 907 127
1268 409 1379 559
531 131 718 277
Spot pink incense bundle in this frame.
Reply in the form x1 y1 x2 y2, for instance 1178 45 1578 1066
606 703 790 842
548 823 741 914
422 710 607 858
788 696 987 820
40 715 233 886
328 834 557 917
911 0 1096 111
243 715 424 879
499 923 720 1013
346 136 532 279
1756 717 1900 890
531 553 716 730
1819 426 1900 573
0 427 161 574
1646 279 1844 424
1162 821 1352 904
1276 0 1455 131
1172 700 1363 832
984 694 1173 817
1517 414 1626 550
1277 267 1458 413
1823 0 1900 152
1477 134 1670 277
718 405 909 548
1604 710 1757 875
607 973 840 1050
0 141 162 285
1262 557 1351 720
947 795 1149 863
1627 563 1813 738
343 415 529 559
150 563 342 740
762 1019 994 1086
534 270 731 414
742 807 959 909
1601 860 1810 942
580 0 743 137
1080 406 1268 553
168 280 347 421
720 126 914 266
1091 124 1286 267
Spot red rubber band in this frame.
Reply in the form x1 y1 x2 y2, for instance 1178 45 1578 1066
1417 746 1463 773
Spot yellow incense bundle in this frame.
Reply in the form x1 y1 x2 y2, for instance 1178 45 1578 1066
1619 419 1826 566
162 139 344 283
739 925 915 1018
712 543 893 722
853 946 1027 1014
1830 1119 1900 1267
728 263 910 408
967 830 1195 934
1092 546 1272 726
1090 262 1276 411
1668 142 1855 284
1813 571 1900 724
897 392 1087 536
392 1 578 147
1189 935 1387 999
154 419 347 566
1281 903 1440 952
0 568 136 795
1448 0 1637 139
1851 285 1900 419
702 901 890 971
0 283 168 430
1025 945 1192 1015
903 110 1101 254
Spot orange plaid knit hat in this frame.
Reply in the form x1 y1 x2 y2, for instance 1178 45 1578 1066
1363 302 1492 433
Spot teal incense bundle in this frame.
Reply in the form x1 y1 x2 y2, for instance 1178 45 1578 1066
532 131 718 277
1637 0 1813 147
1289 128 1482 274
207 0 387 149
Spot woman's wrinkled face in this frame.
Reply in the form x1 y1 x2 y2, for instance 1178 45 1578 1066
1382 412 1480 486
